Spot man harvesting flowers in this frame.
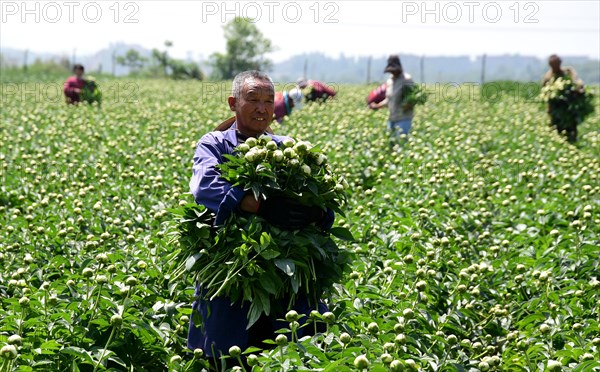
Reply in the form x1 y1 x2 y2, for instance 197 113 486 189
369 55 426 143
182 70 350 366
540 54 593 143
63 64 102 105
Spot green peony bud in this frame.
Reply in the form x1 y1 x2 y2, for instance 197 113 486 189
301 164 311 175
339 332 352 344
282 138 295 148
228 345 241 358
283 147 297 159
315 153 327 165
272 150 284 162
111 314 123 326
7 334 22 346
405 359 418 370
285 310 299 322
1 345 18 359
354 355 370 369
246 354 258 366
309 310 321 320
381 353 393 364
82 268 94 278
275 334 288 346
19 296 30 307
367 322 379 334
266 141 278 151
237 143 250 153
395 333 407 345
258 134 271 144
390 360 404 372
322 312 335 323
245 151 257 163
95 253 109 263
547 360 561 371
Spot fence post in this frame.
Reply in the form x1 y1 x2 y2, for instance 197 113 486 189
366 56 372 84
481 53 487 85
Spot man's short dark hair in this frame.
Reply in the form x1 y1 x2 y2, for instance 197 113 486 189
231 70 273 99
548 54 561 65
73 64 85 72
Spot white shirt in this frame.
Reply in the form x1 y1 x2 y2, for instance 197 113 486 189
386 73 415 122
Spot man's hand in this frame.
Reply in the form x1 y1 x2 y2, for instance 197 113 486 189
370 101 385 110
370 98 388 110
240 194 261 214
258 196 324 230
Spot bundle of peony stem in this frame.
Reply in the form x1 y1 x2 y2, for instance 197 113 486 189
168 136 353 328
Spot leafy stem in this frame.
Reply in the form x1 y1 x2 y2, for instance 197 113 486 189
18 306 27 336
92 323 118 372
84 283 105 338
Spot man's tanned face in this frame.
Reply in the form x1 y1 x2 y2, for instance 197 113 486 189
229 78 274 137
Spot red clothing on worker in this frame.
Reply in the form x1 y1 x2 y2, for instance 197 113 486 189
274 91 295 122
305 80 336 101
367 83 387 106
64 76 85 104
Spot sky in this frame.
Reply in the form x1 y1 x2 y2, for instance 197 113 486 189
1 0 599 62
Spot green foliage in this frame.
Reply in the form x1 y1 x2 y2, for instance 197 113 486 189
81 77 102 105
481 80 541 102
210 18 274 79
170 202 353 329
116 49 147 72
540 76 595 127
219 137 346 211
401 83 428 106
168 137 352 328
0 58 71 83
148 41 203 80
168 59 204 80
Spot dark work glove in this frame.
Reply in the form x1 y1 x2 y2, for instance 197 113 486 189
258 196 325 230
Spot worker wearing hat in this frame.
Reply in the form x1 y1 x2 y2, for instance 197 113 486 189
369 55 416 140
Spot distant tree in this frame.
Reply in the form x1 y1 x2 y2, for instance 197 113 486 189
152 40 173 76
210 18 274 79
25 58 71 74
170 59 204 80
116 49 147 72
145 41 203 80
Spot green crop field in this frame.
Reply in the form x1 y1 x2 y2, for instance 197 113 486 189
1 77 599 371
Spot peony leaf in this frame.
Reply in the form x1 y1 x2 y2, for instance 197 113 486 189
329 227 355 241
185 252 204 271
274 259 295 276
